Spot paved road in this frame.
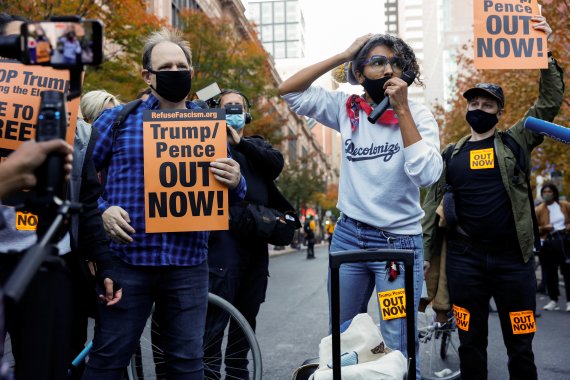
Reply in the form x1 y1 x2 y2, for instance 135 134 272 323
256 245 570 379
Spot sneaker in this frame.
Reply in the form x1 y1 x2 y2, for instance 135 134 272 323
566 302 570 312
543 300 560 311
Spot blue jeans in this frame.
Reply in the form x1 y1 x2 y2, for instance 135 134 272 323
328 214 423 377
83 260 208 380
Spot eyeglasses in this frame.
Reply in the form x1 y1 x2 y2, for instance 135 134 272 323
362 55 407 73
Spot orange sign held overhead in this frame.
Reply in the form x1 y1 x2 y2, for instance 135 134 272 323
0 60 79 160
142 109 229 233
474 0 547 69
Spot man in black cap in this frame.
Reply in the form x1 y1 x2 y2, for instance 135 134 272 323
421 15 564 380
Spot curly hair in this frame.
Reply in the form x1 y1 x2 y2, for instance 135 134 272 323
351 34 423 87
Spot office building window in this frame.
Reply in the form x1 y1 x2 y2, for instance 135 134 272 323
274 42 286 58
262 25 273 42
274 24 285 41
274 1 285 23
286 1 298 21
262 2 273 23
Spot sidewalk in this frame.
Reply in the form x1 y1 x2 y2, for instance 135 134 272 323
268 242 328 257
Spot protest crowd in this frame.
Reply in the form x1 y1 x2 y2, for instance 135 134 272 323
0 4 569 380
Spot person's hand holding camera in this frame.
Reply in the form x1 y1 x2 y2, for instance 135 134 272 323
0 139 73 199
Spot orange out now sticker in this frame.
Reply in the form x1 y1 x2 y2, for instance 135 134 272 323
15 211 38 231
378 288 406 320
510 310 536 334
453 305 471 331
470 148 494 169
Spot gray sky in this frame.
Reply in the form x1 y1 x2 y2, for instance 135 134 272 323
300 0 386 61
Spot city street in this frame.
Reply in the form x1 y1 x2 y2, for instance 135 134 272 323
256 244 570 380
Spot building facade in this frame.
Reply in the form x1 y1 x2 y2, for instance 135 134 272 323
384 0 473 108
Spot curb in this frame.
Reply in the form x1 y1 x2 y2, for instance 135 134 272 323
269 243 328 258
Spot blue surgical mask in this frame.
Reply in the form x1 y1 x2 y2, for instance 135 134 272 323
226 114 245 131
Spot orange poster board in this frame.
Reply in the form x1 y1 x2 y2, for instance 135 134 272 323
474 0 547 69
143 109 229 233
0 60 79 160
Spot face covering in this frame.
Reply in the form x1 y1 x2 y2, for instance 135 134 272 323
466 109 499 134
542 194 554 203
226 114 245 131
361 75 391 104
148 69 191 103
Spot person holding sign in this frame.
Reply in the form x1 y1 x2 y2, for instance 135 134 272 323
84 29 246 380
279 34 443 378
422 16 563 380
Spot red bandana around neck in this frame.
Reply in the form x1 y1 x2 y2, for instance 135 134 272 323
346 95 399 132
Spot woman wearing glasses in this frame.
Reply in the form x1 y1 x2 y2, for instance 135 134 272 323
279 34 442 376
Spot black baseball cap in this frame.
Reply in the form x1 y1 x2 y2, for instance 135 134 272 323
463 83 505 109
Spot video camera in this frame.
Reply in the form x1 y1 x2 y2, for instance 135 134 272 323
0 17 103 69
0 16 104 302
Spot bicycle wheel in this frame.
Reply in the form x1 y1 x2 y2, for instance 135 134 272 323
203 293 262 380
418 306 461 380
128 293 262 380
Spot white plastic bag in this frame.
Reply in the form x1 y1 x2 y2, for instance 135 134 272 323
311 313 407 380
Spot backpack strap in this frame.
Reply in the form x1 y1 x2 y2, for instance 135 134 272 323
500 133 542 253
100 99 143 186
111 99 143 148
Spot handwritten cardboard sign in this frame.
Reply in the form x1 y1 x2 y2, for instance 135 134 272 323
142 109 228 233
474 0 547 69
0 60 79 160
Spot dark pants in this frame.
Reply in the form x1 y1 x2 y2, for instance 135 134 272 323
446 236 537 380
204 258 267 379
542 236 570 302
0 252 73 380
83 260 208 380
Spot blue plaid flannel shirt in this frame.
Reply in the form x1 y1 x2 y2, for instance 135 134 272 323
92 94 246 266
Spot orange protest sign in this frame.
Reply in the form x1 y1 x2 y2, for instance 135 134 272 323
378 288 406 320
143 109 229 233
509 310 536 334
453 305 471 331
474 0 547 69
0 60 79 159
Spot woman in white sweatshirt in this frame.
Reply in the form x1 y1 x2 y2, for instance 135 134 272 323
279 33 442 376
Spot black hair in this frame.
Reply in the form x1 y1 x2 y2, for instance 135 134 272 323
540 182 560 203
215 89 252 124
353 34 423 86
216 89 251 112
0 13 28 36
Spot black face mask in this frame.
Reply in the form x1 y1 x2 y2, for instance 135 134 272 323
148 69 191 103
361 75 391 104
466 109 499 134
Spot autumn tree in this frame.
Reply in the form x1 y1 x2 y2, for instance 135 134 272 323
179 10 284 143
434 0 570 195
277 156 326 214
